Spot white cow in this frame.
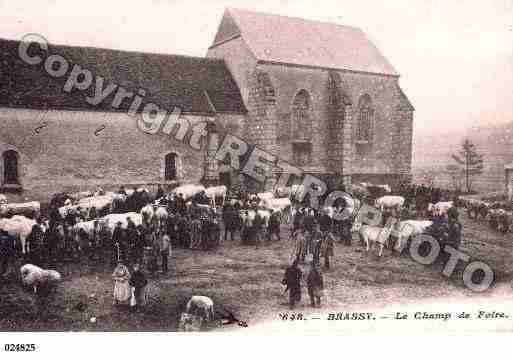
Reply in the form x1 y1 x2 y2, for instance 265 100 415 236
72 219 100 250
428 201 454 216
375 196 405 211
263 197 291 212
0 201 41 218
69 191 93 201
20 264 62 294
359 218 397 257
100 212 143 232
153 206 169 228
361 182 392 193
140 204 155 225
173 184 206 201
273 185 305 201
391 220 433 251
0 216 38 254
205 185 227 207
186 296 215 322
263 197 292 223
240 209 271 228
77 195 113 216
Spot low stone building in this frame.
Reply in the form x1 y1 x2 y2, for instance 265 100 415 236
0 8 414 199
0 39 246 199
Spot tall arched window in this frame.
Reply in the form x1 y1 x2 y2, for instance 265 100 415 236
3 150 19 185
357 94 373 142
291 90 313 166
292 89 312 140
164 153 177 181
257 72 276 105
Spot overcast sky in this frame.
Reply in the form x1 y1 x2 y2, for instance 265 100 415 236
1 0 512 135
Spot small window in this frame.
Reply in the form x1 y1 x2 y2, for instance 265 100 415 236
3 150 19 185
164 153 177 181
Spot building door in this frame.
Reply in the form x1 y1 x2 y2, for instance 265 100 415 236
3 150 19 184
164 153 177 181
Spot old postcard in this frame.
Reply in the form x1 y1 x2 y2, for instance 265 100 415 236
0 0 512 352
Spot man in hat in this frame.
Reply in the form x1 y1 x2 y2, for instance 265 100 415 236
129 263 148 312
445 207 462 250
159 230 171 273
306 263 324 307
282 259 303 310
112 221 125 264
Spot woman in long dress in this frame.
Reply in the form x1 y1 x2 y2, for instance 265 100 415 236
112 261 131 305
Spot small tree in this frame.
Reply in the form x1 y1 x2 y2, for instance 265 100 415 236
452 139 484 193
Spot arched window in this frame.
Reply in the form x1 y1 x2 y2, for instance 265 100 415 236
3 150 19 185
292 89 312 140
357 94 373 142
164 153 177 181
257 72 276 105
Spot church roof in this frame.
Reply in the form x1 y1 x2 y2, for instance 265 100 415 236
0 38 246 115
211 8 399 76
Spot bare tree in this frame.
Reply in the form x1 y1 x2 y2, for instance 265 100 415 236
452 139 484 193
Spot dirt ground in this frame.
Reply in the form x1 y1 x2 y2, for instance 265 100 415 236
1 209 512 332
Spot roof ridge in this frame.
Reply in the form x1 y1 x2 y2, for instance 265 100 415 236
226 7 363 32
0 37 225 64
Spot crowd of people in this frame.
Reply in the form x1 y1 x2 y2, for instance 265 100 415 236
1 180 468 315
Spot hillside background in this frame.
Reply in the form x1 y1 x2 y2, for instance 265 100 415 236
412 121 513 193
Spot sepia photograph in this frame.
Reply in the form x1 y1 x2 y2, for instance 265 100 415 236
0 0 512 349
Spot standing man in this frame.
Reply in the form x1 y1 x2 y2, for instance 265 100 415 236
111 221 124 265
129 263 148 312
321 231 335 270
268 210 281 241
445 207 462 250
282 259 303 310
306 263 324 308
159 230 171 273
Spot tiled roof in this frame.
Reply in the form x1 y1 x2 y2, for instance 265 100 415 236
211 8 399 76
0 38 246 115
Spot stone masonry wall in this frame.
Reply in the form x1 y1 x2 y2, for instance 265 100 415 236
209 39 415 189
0 108 243 200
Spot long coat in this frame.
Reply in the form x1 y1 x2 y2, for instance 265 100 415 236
112 264 131 303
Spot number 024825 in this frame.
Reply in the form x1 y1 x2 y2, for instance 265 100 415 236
4 344 36 352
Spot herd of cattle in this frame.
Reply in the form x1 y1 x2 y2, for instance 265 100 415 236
460 197 513 234
0 181 477 261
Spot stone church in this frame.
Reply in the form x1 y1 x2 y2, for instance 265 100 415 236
0 8 413 200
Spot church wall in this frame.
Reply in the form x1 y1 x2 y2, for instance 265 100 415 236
254 64 413 186
0 107 239 201
192 38 414 189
